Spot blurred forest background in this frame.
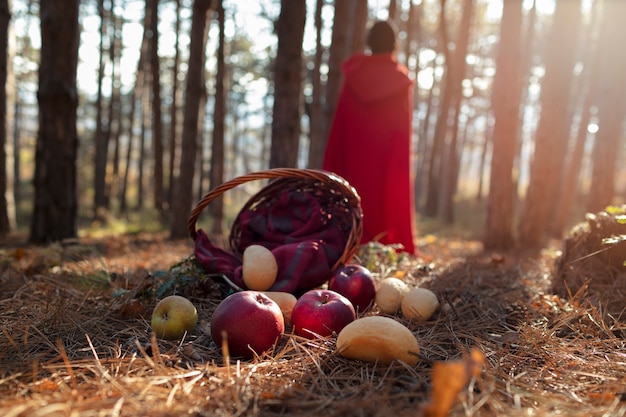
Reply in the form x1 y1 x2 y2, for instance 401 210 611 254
0 0 624 249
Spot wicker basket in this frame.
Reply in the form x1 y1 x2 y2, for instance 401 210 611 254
188 167 363 272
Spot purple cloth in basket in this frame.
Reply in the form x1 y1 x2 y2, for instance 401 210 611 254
194 189 348 293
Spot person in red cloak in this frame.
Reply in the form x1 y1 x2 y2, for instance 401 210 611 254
323 20 418 255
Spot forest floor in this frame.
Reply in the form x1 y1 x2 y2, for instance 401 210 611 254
0 223 624 416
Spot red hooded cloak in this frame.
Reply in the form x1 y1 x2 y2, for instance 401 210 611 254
323 53 417 255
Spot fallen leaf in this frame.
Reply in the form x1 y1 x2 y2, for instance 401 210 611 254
11 248 26 261
424 349 485 417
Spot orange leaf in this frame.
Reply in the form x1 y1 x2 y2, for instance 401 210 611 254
393 270 407 278
11 248 26 261
424 349 485 417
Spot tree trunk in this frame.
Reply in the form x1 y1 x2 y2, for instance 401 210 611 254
148 0 165 217
475 123 491 202
119 25 148 213
513 0 536 203
136 76 149 210
0 0 14 234
483 0 524 250
261 86 271 168
440 101 461 224
552 1 601 235
388 0 397 21
106 1 122 210
306 0 324 169
586 0 626 213
30 0 80 243
422 2 448 217
554 98 591 232
403 1 417 67
169 0 213 239
415 58 437 207
518 0 582 248
351 0 368 54
440 0 473 224
194 67 208 204
12 0 34 215
167 0 182 209
93 0 109 217
424 0 472 218
210 0 226 236
412 1 425 204
321 0 354 167
269 0 306 168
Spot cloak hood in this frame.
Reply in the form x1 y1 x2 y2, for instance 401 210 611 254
341 53 413 104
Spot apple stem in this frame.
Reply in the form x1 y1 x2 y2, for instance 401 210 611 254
324 293 329 304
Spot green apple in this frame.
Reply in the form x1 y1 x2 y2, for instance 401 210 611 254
151 295 198 340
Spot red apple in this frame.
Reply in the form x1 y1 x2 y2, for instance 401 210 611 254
328 264 377 314
151 295 198 340
291 289 356 339
210 291 285 359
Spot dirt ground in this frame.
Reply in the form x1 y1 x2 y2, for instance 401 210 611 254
0 227 624 417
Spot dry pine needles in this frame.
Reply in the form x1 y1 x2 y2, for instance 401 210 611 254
0 229 625 417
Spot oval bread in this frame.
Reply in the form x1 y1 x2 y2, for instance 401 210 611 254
375 277 410 314
261 291 297 324
401 287 439 321
336 316 420 366
242 245 278 291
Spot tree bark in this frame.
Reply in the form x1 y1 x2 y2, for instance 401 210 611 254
403 0 417 67
210 0 226 236
11 0 34 214
269 0 306 168
93 0 110 217
552 1 601 235
415 58 437 207
106 1 122 210
586 0 626 213
320 0 354 168
483 0 524 250
388 0 397 21
440 0 473 224
424 0 472 218
136 73 150 210
518 0 582 247
351 0 368 54
148 0 165 217
30 0 80 243
167 0 182 208
0 0 14 234
169 0 212 239
120 19 148 213
306 0 324 169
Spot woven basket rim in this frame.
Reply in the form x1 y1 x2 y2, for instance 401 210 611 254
188 168 363 269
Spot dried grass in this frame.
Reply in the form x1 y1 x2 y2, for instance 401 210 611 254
0 232 625 417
